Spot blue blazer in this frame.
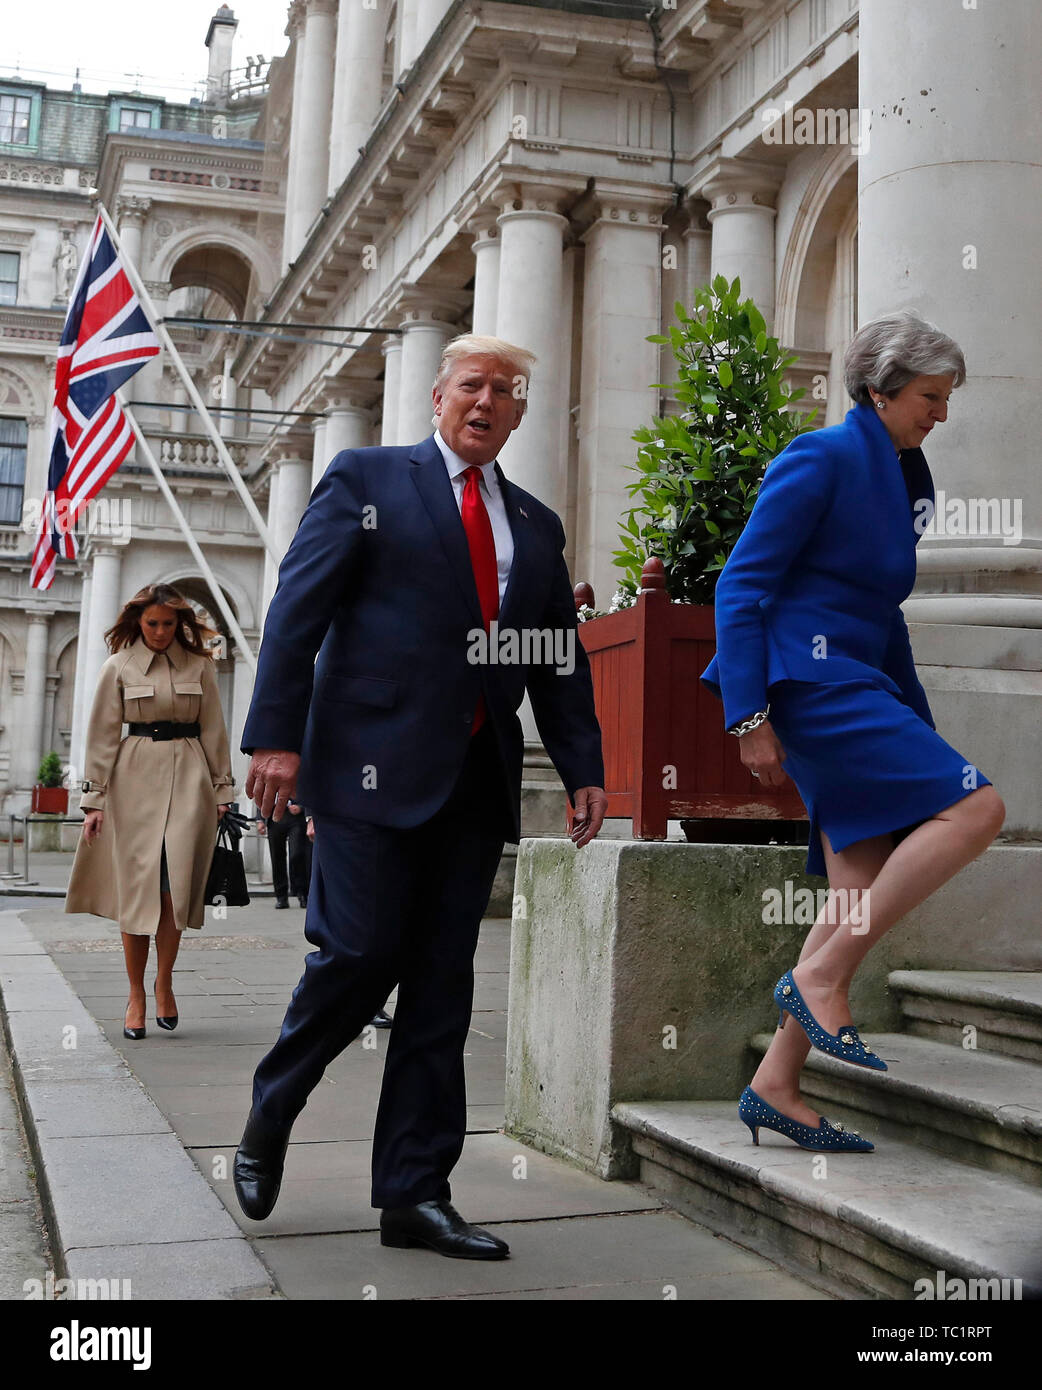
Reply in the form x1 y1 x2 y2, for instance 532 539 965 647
241 434 604 840
701 401 936 730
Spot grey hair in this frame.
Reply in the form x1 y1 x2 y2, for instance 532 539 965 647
843 311 966 405
433 333 537 397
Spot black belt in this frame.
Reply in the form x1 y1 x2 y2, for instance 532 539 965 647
128 721 201 741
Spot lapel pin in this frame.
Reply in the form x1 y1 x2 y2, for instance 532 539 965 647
519 507 528 519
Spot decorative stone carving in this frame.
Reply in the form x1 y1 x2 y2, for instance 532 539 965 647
52 230 79 303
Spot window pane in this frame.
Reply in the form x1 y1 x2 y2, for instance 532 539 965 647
0 94 31 145
120 107 152 130
0 484 24 525
0 250 18 281
0 418 27 444
0 418 26 522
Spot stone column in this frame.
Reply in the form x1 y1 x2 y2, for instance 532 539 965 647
380 338 403 446
68 571 92 786
413 0 452 71
229 638 257 804
285 0 337 268
859 0 1042 836
18 612 52 791
282 0 307 273
328 0 387 194
319 384 375 484
115 197 152 402
218 346 237 439
494 187 570 515
260 466 281 626
397 301 460 446
395 0 419 75
682 198 712 305
575 187 668 607
80 545 122 759
309 417 328 494
273 450 314 562
700 159 782 330
468 214 501 336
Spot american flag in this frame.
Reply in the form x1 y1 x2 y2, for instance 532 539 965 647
30 214 159 589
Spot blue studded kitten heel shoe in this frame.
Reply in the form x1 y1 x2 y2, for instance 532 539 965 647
774 969 887 1071
739 1086 874 1152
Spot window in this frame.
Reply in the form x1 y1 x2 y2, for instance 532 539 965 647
110 101 159 133
119 106 153 131
0 418 28 526
0 252 17 306
0 92 31 145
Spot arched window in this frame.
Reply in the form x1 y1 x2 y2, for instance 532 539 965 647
0 416 27 524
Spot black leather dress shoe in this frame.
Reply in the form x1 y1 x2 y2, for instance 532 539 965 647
274 897 289 909
380 1199 509 1259
370 1008 393 1029
297 894 307 908
233 1109 291 1221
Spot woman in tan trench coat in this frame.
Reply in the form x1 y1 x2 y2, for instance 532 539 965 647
66 583 234 1038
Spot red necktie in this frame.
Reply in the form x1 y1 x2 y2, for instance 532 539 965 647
461 465 499 734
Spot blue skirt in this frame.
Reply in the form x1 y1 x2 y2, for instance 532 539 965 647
768 679 992 878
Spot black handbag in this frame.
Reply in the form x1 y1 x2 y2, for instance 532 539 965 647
204 809 251 907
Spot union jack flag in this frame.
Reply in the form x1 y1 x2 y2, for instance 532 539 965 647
30 214 159 589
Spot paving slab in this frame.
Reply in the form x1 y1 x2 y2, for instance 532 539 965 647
20 1078 172 1141
254 1208 822 1301
63 1241 280 1301
192 1130 661 1238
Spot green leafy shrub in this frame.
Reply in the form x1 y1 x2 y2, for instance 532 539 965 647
37 751 65 788
614 274 817 607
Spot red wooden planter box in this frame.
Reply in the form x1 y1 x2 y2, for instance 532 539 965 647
32 786 69 814
577 569 806 839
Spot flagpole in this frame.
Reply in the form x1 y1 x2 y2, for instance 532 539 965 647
119 395 257 676
93 200 281 565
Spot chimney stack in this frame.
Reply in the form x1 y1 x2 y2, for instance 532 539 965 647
205 5 238 102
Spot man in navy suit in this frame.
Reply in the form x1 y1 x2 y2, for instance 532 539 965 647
234 334 606 1258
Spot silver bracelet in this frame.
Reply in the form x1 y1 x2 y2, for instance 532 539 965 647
728 705 770 737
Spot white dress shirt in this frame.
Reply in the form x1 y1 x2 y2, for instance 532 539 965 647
433 428 514 607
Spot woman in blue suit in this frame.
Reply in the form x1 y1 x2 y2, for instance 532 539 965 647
701 311 1005 1152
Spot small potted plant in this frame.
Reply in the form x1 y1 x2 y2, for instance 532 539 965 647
575 275 816 838
32 751 69 815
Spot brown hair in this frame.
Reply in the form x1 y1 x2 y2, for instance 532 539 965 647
104 583 220 658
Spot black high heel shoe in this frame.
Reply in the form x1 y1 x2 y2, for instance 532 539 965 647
153 983 178 1032
123 1001 146 1041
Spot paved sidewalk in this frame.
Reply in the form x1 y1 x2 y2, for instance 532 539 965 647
1 854 830 1300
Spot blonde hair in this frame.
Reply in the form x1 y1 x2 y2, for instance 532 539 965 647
433 334 537 399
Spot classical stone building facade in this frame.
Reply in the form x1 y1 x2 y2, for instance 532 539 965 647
1 0 1038 842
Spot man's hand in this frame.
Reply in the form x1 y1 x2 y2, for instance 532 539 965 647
570 786 608 848
306 816 315 842
82 810 104 845
246 750 301 821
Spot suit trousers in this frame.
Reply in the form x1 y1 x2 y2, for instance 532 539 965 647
264 812 312 900
251 720 511 1209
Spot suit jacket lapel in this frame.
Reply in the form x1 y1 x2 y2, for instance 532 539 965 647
409 435 484 626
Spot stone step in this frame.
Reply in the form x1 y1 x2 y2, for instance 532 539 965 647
750 1031 1042 1186
890 971 1042 1064
612 1100 1042 1301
